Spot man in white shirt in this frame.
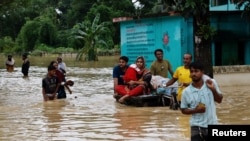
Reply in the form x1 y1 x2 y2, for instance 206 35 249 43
57 57 67 75
6 55 15 72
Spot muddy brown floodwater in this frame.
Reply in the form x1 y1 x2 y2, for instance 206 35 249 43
0 67 249 141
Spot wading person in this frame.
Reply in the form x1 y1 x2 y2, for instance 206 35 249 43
22 53 30 78
42 65 60 101
150 48 174 78
5 55 15 72
180 61 223 141
50 61 72 99
57 57 67 76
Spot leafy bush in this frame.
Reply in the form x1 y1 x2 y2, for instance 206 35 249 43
35 44 54 52
32 44 75 55
0 36 16 54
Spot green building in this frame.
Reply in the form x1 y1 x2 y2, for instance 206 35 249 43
210 0 250 65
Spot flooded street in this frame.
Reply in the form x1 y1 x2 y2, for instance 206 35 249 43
0 67 250 141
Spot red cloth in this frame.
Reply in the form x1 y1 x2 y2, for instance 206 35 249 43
115 85 128 95
116 64 150 97
129 85 144 96
55 70 65 82
115 85 144 97
123 67 137 83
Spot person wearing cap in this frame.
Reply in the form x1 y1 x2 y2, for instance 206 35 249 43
22 53 30 78
5 55 15 72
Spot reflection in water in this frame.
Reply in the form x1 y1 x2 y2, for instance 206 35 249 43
42 101 65 133
0 67 250 141
113 106 190 141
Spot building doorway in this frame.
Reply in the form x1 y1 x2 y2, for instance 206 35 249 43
215 41 245 66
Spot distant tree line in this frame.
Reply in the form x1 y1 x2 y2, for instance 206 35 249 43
0 0 248 61
0 0 139 60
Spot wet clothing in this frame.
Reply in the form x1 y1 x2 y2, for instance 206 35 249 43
6 65 14 72
42 75 60 94
150 60 173 78
22 58 30 76
191 126 208 141
55 69 67 99
57 85 66 99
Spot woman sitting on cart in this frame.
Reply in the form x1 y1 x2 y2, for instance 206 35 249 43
116 56 153 104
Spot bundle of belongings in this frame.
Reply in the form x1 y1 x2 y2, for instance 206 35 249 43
150 75 179 110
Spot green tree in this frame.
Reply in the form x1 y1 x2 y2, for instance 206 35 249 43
181 0 215 77
101 0 135 16
0 0 136 54
16 15 57 53
84 4 117 49
0 0 33 39
84 0 135 46
65 0 94 28
133 0 156 15
0 36 16 54
152 0 181 14
16 20 40 52
73 13 111 61
36 7 58 46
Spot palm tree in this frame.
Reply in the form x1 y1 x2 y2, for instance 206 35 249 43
73 13 111 61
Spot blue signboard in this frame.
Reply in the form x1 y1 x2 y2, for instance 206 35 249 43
120 16 192 72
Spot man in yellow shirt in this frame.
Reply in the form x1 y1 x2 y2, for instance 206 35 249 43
166 53 192 105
